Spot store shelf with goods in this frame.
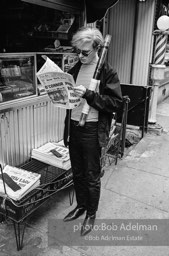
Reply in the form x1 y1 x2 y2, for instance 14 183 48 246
0 53 37 104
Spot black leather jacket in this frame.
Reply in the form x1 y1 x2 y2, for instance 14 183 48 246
63 61 122 147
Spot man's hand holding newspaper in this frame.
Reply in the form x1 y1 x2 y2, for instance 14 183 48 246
36 56 81 109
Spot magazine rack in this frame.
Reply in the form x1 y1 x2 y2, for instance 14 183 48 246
0 159 73 251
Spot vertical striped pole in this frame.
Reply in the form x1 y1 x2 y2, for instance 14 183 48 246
149 15 169 126
149 31 167 124
154 33 168 64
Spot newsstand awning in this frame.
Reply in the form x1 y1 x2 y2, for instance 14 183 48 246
85 0 119 23
21 0 119 22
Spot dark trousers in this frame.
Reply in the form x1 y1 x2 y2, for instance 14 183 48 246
69 120 101 216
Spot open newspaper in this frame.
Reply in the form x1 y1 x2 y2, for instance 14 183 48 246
36 56 80 109
0 165 41 201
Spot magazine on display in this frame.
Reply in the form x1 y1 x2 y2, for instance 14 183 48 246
36 56 80 109
31 140 71 170
0 165 41 201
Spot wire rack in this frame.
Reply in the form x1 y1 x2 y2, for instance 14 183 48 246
0 159 73 222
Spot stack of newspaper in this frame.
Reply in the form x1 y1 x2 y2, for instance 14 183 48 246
0 165 41 201
31 140 71 170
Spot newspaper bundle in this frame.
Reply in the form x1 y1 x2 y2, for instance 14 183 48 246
36 56 80 109
31 140 71 170
0 165 41 201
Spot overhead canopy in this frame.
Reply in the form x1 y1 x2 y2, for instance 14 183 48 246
85 0 119 23
21 0 119 23
21 0 82 14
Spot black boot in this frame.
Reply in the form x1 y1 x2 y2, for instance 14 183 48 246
63 206 86 222
80 213 96 236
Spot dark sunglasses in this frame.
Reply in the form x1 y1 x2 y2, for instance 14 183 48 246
75 48 93 57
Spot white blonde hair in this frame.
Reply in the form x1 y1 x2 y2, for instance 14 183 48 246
71 27 104 49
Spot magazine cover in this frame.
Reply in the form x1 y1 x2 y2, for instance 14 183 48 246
0 165 41 201
36 56 81 109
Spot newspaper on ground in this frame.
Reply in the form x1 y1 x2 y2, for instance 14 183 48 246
0 165 41 201
36 56 80 109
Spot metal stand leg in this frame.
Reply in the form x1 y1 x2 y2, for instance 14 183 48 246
13 221 26 251
118 96 130 159
68 188 74 206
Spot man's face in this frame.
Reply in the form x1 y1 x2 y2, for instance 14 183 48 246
75 42 97 64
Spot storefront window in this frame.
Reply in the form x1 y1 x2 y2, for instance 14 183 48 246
0 0 81 53
0 0 82 104
0 54 36 103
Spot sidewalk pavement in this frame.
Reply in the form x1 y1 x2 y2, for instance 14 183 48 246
1 98 169 256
